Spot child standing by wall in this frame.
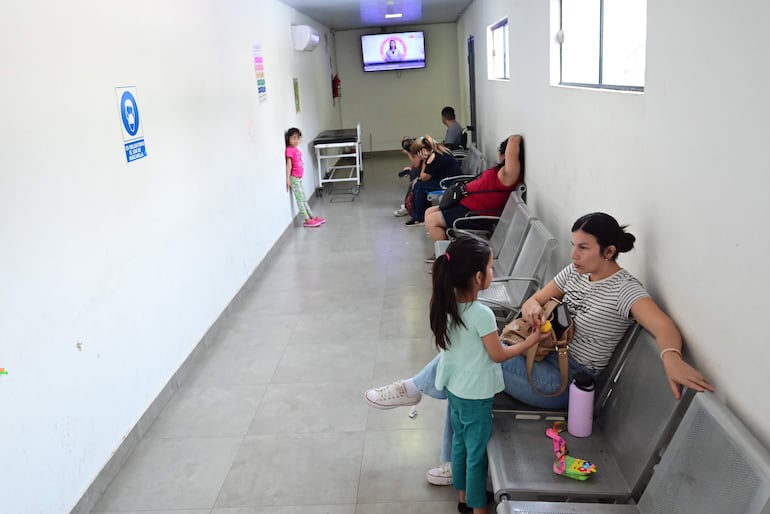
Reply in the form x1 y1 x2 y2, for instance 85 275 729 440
431 237 543 514
285 127 325 228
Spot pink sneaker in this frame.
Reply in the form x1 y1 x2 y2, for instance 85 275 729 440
303 218 322 228
313 217 326 224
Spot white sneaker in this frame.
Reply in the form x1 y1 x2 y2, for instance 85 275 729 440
394 206 408 217
365 381 422 409
427 462 452 486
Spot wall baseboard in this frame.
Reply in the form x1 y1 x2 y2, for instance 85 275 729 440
69 220 299 514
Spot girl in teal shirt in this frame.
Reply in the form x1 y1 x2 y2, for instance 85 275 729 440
430 237 543 513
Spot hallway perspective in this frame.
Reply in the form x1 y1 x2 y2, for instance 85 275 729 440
90 151 469 513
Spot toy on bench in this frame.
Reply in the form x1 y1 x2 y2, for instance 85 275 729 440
546 421 597 480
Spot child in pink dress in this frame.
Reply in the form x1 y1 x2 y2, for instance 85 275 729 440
285 127 325 228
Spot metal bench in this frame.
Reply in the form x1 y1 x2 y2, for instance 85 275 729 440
495 392 770 513
488 329 695 504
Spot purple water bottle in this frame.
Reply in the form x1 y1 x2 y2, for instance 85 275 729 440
567 373 595 437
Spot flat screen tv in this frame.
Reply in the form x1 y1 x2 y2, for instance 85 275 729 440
361 31 425 72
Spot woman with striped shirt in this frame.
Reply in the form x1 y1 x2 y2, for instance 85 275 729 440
365 212 715 487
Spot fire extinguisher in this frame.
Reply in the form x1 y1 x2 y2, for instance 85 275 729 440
332 74 341 99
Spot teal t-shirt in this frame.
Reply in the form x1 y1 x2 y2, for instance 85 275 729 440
434 301 503 399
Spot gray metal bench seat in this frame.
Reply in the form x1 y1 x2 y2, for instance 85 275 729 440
487 329 695 504
496 392 770 513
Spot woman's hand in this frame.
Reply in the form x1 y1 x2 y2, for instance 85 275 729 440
661 352 715 400
523 301 545 327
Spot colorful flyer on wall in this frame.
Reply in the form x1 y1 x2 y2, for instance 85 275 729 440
252 44 267 103
293 78 300 113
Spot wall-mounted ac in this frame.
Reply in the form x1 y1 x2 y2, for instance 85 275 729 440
292 25 320 52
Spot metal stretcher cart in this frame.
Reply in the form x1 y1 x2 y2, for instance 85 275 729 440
312 123 362 197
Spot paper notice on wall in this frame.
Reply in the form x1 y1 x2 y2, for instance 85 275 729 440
293 78 300 113
252 44 267 103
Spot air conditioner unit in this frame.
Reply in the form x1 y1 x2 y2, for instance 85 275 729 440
292 25 320 52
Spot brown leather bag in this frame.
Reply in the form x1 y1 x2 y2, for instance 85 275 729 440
500 298 574 397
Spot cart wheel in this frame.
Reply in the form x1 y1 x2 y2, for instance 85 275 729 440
351 185 361 195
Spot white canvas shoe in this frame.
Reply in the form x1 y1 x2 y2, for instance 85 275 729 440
427 462 452 486
365 381 422 409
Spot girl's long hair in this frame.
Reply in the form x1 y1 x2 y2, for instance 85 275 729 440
429 236 492 350
408 134 451 156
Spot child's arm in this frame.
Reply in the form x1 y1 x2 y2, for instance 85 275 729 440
482 326 544 363
285 157 292 192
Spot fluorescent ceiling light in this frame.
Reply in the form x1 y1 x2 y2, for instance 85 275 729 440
385 13 403 18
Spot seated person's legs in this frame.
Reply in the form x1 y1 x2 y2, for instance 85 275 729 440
427 204 472 242
408 179 441 223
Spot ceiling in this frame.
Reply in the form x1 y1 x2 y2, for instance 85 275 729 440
279 0 474 31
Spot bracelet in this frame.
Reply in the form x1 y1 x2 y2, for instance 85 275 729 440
660 347 682 360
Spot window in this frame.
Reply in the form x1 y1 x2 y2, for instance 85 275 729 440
560 0 646 90
488 18 509 80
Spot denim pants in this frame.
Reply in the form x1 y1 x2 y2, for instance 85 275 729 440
447 390 493 509
414 353 598 463
411 179 441 221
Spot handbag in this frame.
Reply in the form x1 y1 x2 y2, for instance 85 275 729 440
500 298 574 397
438 175 510 210
438 180 469 209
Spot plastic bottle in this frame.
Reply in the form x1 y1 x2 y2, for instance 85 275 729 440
567 373 595 437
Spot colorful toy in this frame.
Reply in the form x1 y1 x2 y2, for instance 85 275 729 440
545 421 597 480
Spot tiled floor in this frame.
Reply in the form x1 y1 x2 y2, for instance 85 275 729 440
91 152 474 513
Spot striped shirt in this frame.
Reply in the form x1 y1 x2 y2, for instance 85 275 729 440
554 264 650 370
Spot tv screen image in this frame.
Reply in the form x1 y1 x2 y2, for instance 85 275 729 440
361 31 425 72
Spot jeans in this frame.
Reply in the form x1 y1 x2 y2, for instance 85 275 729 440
413 353 598 463
411 179 442 222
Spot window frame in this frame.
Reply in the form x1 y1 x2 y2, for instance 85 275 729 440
559 0 645 92
488 17 509 81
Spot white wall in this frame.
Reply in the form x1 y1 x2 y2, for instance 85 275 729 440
458 0 770 446
335 24 461 152
0 0 337 511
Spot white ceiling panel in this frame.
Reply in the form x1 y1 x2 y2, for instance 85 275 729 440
279 0 473 31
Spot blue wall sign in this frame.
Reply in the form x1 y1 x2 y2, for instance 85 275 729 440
115 86 147 163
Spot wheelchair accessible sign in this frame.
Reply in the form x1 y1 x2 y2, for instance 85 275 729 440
115 86 147 162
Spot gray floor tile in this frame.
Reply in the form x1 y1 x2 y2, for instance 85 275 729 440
355 501 459 514
371 336 440 384
213 505 355 514
271 342 376 383
215 432 365 507
358 429 458 504
92 437 241 512
248 381 370 434
219 313 300 345
145 385 265 438
184 343 286 387
101 510 210 514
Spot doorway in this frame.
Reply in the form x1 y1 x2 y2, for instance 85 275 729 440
467 35 478 149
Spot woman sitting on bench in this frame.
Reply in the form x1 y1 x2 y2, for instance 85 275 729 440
424 134 525 242
365 212 715 487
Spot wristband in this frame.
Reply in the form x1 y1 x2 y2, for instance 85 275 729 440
660 347 682 360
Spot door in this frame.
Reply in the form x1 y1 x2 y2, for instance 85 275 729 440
467 35 478 149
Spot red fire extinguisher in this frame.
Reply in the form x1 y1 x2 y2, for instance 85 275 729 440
332 74 341 99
